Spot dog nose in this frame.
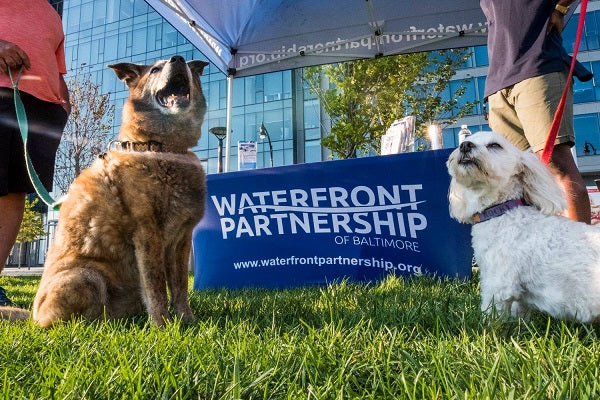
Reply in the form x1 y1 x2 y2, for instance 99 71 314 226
459 141 475 153
169 55 185 64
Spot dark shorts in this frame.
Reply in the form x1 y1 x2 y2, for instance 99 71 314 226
0 88 68 196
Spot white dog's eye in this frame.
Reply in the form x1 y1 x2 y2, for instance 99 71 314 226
486 142 502 150
150 67 161 74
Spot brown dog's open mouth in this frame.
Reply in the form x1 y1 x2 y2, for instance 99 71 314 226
156 76 191 108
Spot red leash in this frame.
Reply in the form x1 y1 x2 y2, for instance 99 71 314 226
540 0 588 165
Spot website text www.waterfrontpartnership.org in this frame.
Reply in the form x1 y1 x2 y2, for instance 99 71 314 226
233 255 422 275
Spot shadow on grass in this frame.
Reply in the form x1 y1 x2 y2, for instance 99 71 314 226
189 274 485 335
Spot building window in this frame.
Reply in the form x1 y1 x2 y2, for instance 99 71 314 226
449 78 477 116
443 123 490 149
245 75 264 104
304 99 321 140
563 10 600 52
574 61 595 103
473 45 488 67
574 113 600 157
264 72 283 102
585 10 600 51
305 140 322 163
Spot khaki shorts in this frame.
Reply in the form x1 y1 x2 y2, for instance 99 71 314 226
487 71 574 152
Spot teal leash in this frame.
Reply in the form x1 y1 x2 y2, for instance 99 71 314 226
9 67 61 211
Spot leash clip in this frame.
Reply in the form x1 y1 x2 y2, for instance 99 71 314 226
7 66 24 89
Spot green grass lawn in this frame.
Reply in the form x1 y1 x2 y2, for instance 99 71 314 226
1 273 600 399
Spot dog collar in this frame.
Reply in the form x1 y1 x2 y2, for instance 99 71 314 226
473 198 528 223
107 140 164 152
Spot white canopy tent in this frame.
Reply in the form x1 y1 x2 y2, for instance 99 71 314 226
141 1 512 170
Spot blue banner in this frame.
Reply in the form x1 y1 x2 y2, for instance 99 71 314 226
193 149 472 289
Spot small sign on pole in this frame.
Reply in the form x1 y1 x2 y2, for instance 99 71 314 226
238 141 257 171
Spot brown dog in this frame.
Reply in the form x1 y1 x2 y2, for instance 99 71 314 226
1 56 208 327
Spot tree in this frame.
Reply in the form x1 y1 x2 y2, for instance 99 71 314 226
15 198 47 268
54 72 115 195
304 49 478 159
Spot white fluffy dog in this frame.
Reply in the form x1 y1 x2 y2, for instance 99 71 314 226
447 131 600 322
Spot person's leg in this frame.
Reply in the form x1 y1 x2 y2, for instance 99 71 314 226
536 144 591 223
0 92 68 272
0 192 26 271
0 92 66 306
0 90 26 274
513 72 590 223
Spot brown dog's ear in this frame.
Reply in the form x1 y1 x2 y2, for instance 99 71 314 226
107 63 147 88
187 60 209 76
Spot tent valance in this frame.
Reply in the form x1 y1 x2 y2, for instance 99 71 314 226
145 0 489 78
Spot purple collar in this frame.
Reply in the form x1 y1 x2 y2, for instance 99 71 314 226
473 199 528 224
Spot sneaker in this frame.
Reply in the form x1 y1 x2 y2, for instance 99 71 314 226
0 286 12 307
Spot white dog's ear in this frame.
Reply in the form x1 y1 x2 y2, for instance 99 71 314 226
519 151 567 215
448 179 475 224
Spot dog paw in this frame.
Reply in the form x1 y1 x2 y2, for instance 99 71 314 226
148 312 170 327
175 307 195 324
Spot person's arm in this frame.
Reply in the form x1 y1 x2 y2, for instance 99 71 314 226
0 39 30 75
549 0 577 34
58 74 71 116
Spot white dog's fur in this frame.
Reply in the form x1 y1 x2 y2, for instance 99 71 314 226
447 131 600 322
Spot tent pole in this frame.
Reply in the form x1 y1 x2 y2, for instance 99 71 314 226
225 74 234 172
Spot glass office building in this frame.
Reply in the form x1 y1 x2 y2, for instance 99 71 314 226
59 0 600 181
60 0 329 174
